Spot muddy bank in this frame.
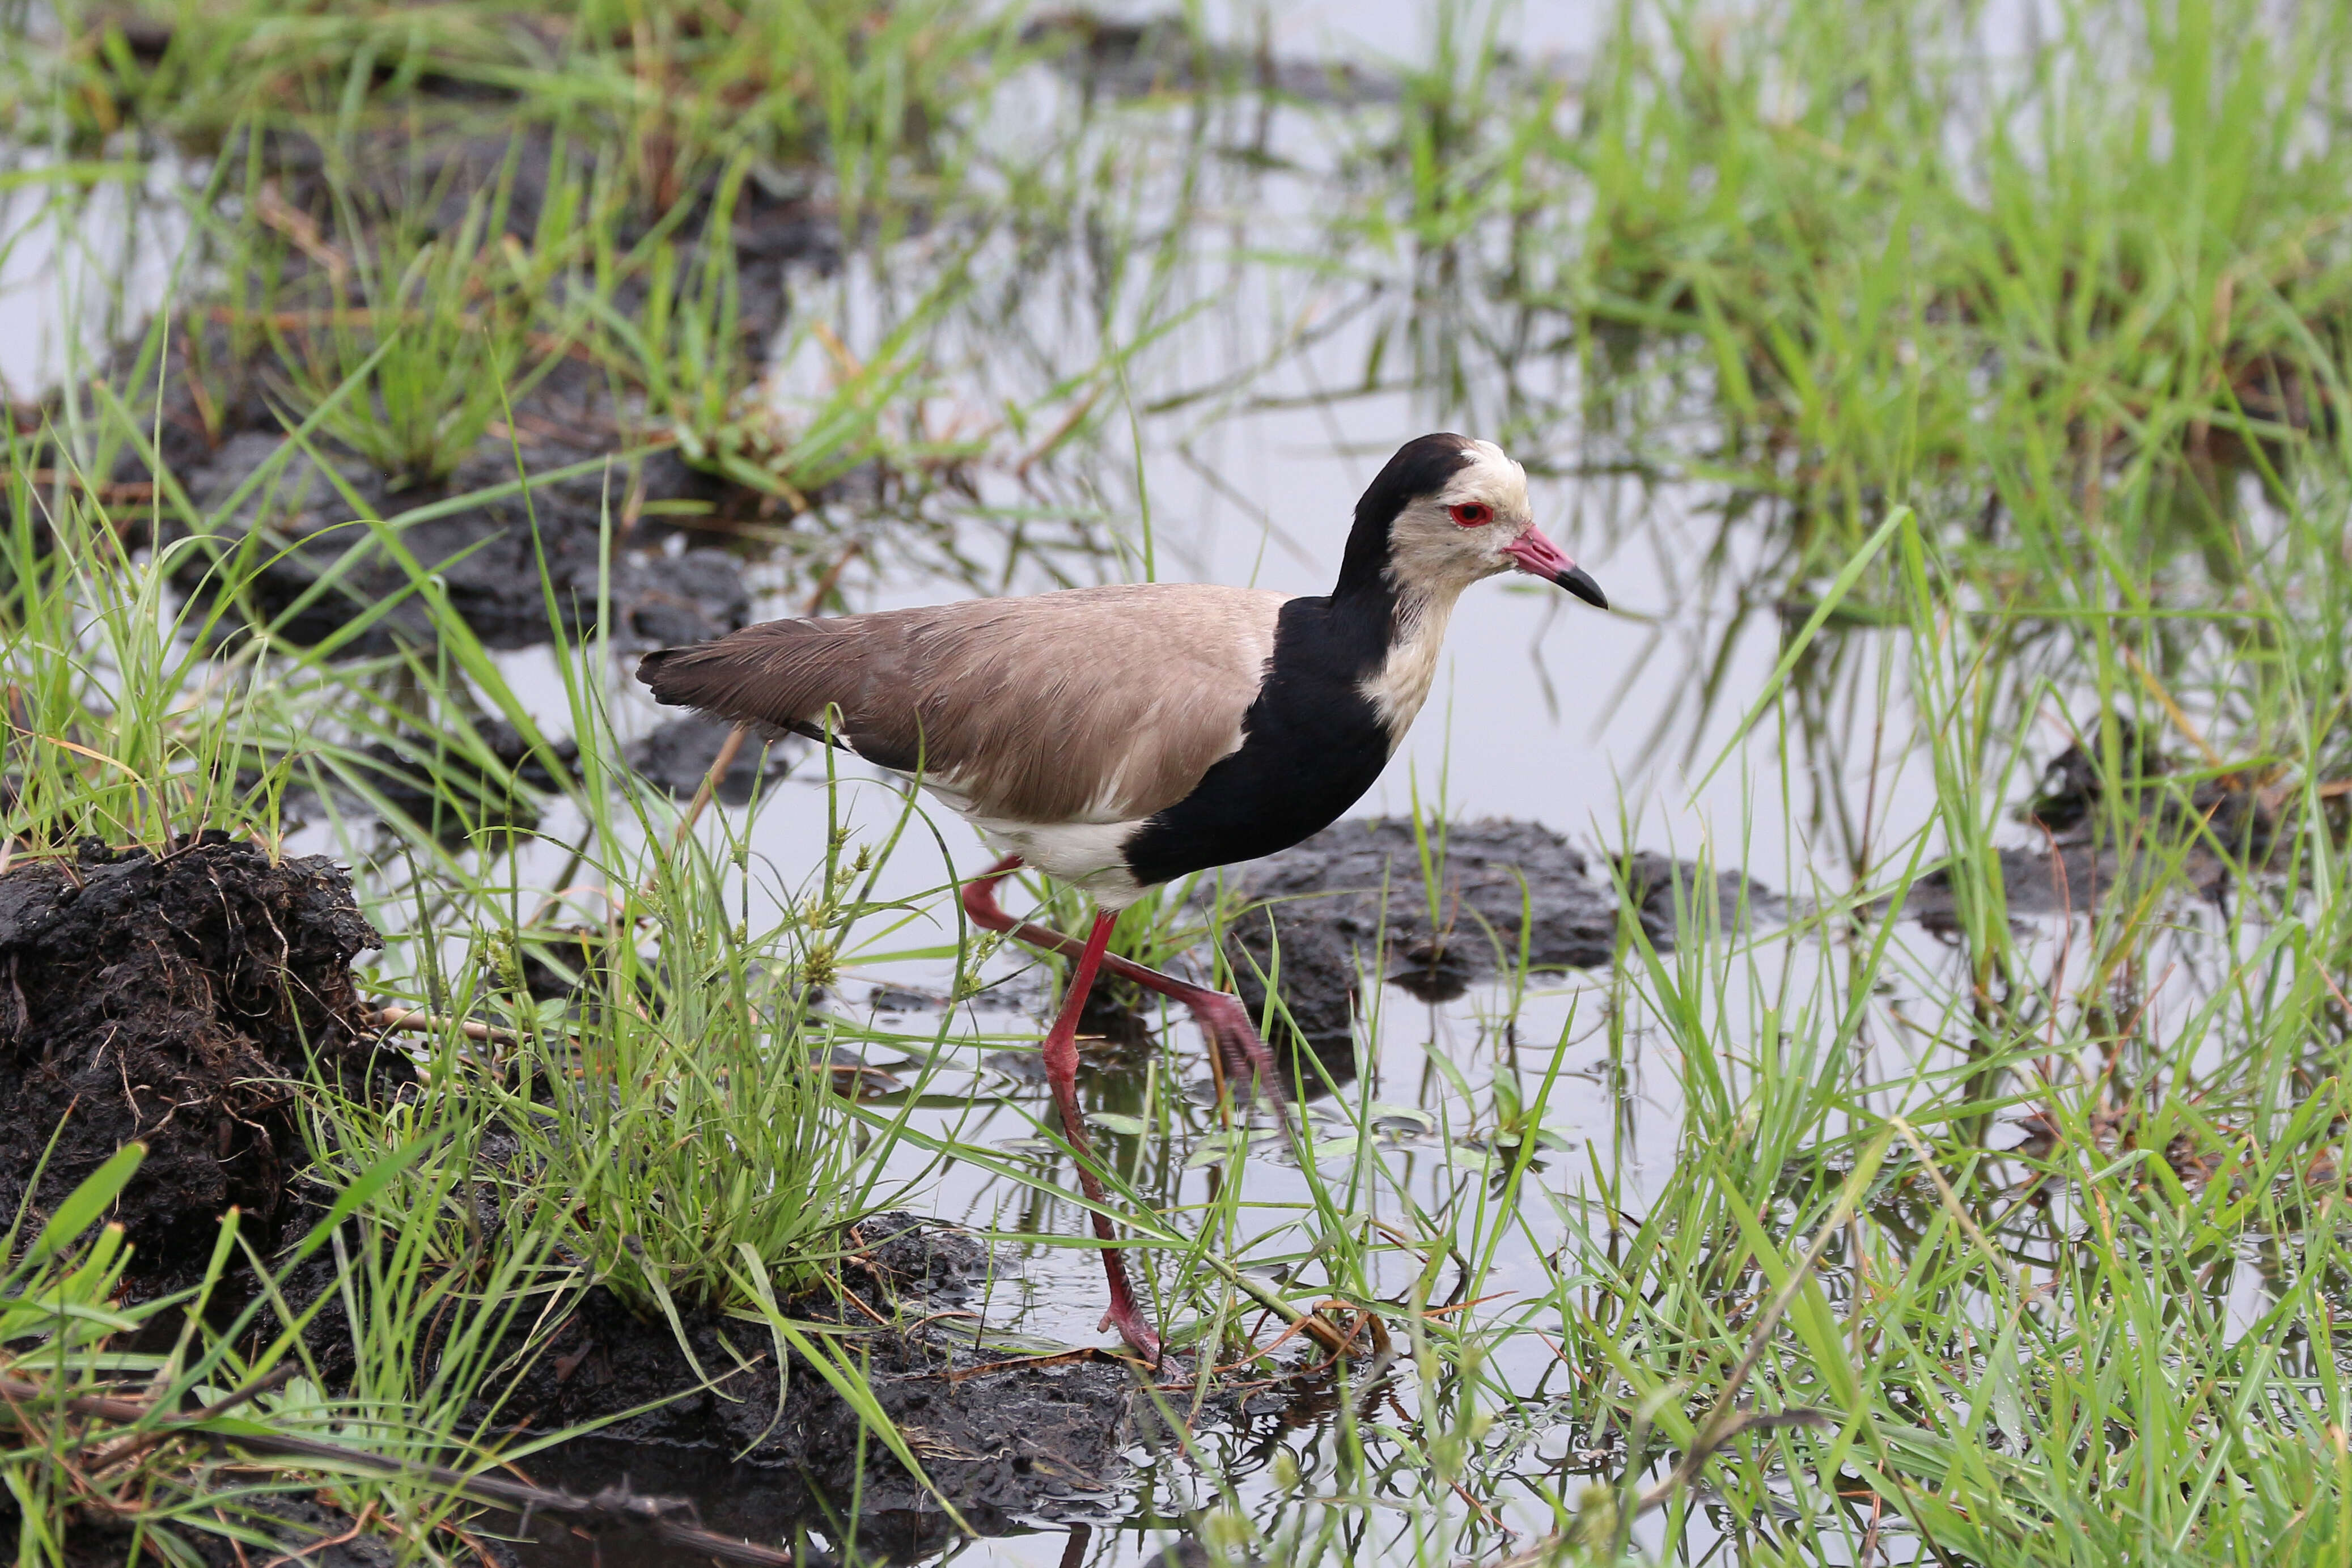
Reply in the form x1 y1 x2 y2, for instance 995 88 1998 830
0 837 388 1281
1218 817 1778 1060
626 714 799 802
1905 722 2296 930
1028 9 1402 104
90 341 766 656
50 1494 405 1568
486 1214 1204 1560
345 716 581 834
310 713 793 834
28 112 837 656
169 423 756 656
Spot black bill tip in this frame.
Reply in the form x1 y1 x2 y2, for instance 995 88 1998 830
1557 563 1608 610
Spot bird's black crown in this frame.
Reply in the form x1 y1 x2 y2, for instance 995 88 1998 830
1334 433 1477 597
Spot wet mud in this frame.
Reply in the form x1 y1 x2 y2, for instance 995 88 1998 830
0 836 388 1282
1220 817 1778 1060
0 818 1772 1556
1905 722 2295 930
52 1494 408 1568
317 714 793 833
0 833 1202 1548
176 430 756 654
626 714 799 803
350 717 580 832
32 111 834 658
1028 9 1402 104
489 1214 1181 1560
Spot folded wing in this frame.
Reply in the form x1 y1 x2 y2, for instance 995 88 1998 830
636 583 1289 826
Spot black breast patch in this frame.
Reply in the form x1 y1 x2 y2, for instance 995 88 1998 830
1121 592 1397 888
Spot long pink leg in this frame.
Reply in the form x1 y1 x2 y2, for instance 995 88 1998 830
1042 908 1162 1362
960 854 1290 1115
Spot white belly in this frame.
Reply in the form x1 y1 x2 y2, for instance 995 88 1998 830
954 804 1150 908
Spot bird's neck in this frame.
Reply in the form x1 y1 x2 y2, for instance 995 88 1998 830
1333 510 1396 600
1350 574 1468 744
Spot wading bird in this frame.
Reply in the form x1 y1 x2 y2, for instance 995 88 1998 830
637 433 1607 1361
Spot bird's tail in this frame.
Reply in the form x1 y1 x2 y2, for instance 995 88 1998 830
633 620 866 740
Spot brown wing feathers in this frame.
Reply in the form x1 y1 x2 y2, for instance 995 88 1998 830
636 584 1286 826
637 616 877 741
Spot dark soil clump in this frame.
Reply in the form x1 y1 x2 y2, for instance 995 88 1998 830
53 1495 402 1568
488 1215 1145 1555
176 431 755 655
1906 718 2294 929
626 715 797 803
1221 817 1777 1063
1028 9 1402 104
0 837 387 1282
353 717 580 833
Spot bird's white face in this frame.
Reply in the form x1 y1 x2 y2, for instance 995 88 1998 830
1384 438 1605 608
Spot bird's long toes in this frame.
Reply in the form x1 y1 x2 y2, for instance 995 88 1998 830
1213 1030 1257 1090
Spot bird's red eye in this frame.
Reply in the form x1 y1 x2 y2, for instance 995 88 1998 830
1450 502 1493 527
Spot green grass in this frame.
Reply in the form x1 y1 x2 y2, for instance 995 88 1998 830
12 0 2352 1562
0 410 922 1557
19 0 1005 181
262 171 574 487
0 1138 559 1565
1344 0 2352 594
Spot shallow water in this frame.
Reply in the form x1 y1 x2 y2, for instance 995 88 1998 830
4 4 2229 1564
493 22 1983 1567
0 146 193 401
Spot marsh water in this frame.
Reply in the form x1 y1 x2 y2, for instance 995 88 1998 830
488 19 1992 1567
1 2 2273 1564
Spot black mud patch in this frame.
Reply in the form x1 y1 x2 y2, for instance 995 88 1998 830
1028 9 1402 103
349 716 581 834
175 429 756 655
1221 817 1778 1060
626 715 798 803
488 1215 1181 1558
50 1494 405 1568
36 116 837 658
0 837 386 1282
1904 721 2294 929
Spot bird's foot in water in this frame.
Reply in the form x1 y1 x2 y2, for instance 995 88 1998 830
1099 1292 1164 1364
1179 989 1292 1130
